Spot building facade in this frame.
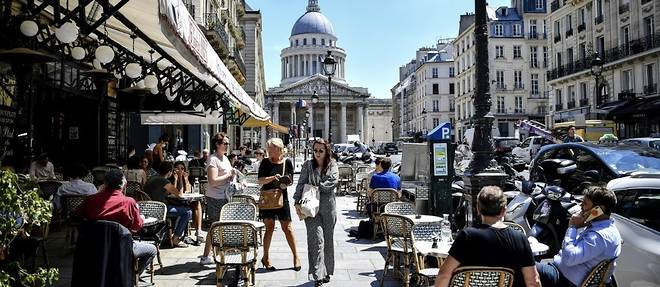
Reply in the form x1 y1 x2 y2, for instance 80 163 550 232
266 0 370 144
365 98 394 148
546 0 659 137
453 1 549 140
241 6 267 148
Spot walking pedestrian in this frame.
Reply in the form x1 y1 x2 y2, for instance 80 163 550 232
294 138 339 286
257 138 300 271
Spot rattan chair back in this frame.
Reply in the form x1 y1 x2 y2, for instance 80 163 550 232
220 202 257 221
384 201 415 215
503 221 527 236
580 258 615 287
449 266 515 287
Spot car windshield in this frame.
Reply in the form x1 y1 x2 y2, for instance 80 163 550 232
497 139 520 148
385 143 396 148
595 146 660 174
650 140 660 150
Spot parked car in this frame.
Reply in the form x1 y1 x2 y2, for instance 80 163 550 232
607 172 660 287
512 136 554 163
529 142 660 193
621 137 660 150
377 142 398 154
493 137 520 155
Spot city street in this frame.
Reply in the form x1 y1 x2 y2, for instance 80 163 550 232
48 175 402 287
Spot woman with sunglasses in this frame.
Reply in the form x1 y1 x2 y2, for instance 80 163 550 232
257 138 299 271
199 132 236 265
294 138 339 286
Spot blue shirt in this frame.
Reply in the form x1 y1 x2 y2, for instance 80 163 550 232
369 170 401 190
563 135 584 143
553 219 621 286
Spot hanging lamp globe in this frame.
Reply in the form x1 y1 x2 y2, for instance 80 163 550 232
150 87 159 95
71 46 86 60
94 45 114 64
55 22 78 44
125 63 142 78
20 20 39 37
144 74 158 89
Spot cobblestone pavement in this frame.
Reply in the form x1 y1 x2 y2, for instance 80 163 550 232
47 175 403 286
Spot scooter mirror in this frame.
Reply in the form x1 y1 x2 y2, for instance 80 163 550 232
583 170 600 181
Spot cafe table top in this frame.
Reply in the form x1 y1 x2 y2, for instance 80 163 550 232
402 214 443 224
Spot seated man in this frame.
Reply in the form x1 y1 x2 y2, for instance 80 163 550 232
74 170 157 280
143 161 192 248
29 153 55 180
53 164 97 209
536 186 621 287
368 157 401 196
366 157 383 197
435 186 541 287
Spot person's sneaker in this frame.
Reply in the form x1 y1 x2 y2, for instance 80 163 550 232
200 256 214 265
196 230 207 243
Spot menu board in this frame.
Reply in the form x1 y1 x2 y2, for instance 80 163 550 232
0 72 17 160
106 98 117 162
433 143 448 177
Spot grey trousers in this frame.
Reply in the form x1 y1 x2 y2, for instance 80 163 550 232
133 241 157 276
304 206 337 281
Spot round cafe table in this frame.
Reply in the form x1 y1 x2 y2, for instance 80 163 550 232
402 214 442 224
529 237 549 256
220 220 265 230
414 241 452 258
142 217 159 227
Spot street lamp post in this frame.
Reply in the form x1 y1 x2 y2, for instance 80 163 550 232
312 51 337 142
590 52 603 107
371 124 375 148
461 0 508 227
303 109 310 161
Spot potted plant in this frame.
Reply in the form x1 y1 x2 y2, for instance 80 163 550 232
0 170 58 286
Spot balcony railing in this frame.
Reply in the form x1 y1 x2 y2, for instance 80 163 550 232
514 83 525 90
529 91 549 99
555 104 563 111
566 28 573 37
579 98 589 106
595 15 603 25
547 34 660 81
551 0 560 12
230 46 247 77
554 35 561 43
530 61 539 68
205 12 230 55
618 91 635 101
619 3 630 14
567 101 576 109
495 83 507 90
644 84 658 95
578 23 586 32
527 32 547 40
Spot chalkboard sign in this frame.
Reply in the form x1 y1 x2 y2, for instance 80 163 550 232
106 98 118 162
0 71 17 161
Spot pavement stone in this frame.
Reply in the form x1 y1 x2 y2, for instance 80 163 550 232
44 175 406 286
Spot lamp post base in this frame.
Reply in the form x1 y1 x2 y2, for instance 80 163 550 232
461 170 507 227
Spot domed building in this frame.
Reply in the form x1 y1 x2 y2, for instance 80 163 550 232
266 0 370 144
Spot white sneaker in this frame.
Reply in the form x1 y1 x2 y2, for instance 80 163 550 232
200 256 214 265
196 230 207 243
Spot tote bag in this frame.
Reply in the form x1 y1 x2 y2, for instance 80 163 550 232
299 161 321 218
258 161 286 210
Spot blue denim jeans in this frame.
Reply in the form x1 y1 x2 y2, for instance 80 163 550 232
536 262 576 287
167 205 192 238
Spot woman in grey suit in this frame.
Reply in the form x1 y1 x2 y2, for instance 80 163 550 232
294 138 339 286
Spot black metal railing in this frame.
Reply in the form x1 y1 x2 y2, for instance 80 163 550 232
618 91 635 101
644 84 657 95
527 32 547 40
514 83 524 90
595 15 603 25
530 61 539 68
555 104 563 111
205 13 230 52
580 98 589 106
642 0 651 4
567 101 576 109
551 0 560 12
566 28 573 37
529 91 550 99
495 83 507 90
554 35 561 43
619 3 630 14
578 23 586 32
547 33 660 81
231 46 247 77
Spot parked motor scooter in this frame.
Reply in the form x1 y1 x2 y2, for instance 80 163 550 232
529 159 583 256
505 180 545 234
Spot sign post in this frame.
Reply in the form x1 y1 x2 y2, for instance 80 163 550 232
427 122 455 216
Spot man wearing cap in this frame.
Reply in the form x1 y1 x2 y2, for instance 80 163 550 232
75 169 157 281
29 153 55 180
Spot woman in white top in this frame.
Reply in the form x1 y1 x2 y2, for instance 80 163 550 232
199 132 236 265
124 156 147 186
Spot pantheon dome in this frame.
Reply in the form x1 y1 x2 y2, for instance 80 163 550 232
291 10 335 37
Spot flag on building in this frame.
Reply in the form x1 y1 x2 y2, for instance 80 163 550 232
296 99 308 108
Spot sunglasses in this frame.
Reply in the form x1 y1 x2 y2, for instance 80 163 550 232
255 153 263 155
222 142 230 146
313 149 325 153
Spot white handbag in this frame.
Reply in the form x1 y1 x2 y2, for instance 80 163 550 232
299 162 320 218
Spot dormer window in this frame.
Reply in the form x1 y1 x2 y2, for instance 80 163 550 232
495 24 504 36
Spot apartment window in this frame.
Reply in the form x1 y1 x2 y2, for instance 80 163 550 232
596 0 604 17
543 47 548 67
597 36 605 56
497 96 506 113
579 8 586 25
580 82 588 100
495 24 504 36
433 100 439 112
567 47 574 66
530 46 538 67
433 118 440 127
622 69 633 92
568 85 576 103
556 52 562 68
513 46 522 59
644 16 655 38
496 70 505 89
467 78 471 91
312 38 316 45
432 68 439 78
531 74 539 94
449 99 455 112
513 24 522 36
433 84 439 95
514 71 523 89
621 26 630 55
449 67 455 77
449 83 455 94
556 89 563 106
579 43 587 62
515 96 523 113
496 46 505 58
535 0 543 9
554 20 561 37
566 14 573 30
530 20 537 37
645 63 656 92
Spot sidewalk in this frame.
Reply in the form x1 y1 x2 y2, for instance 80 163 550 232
48 175 403 286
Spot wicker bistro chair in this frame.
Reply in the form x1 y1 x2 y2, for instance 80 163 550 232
220 202 257 221
503 221 526 236
129 190 151 202
371 188 401 240
384 202 416 215
355 172 370 193
125 181 143 197
449 266 515 287
38 180 62 200
580 258 616 287
54 172 64 181
379 213 415 287
337 165 354 195
136 201 168 284
60 195 87 244
82 172 94 184
242 185 261 197
356 165 372 174
210 222 260 287
410 222 443 286
188 167 206 182
243 173 259 185
356 178 369 214
231 194 258 206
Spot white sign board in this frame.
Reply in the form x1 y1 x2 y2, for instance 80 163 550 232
433 143 448 176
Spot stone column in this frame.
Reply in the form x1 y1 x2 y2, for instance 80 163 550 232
357 103 364 142
261 126 267 148
273 102 279 125
340 102 347 143
290 101 296 127
324 103 330 141
309 103 314 138
363 105 369 144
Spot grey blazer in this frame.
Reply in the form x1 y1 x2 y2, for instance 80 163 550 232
293 159 339 203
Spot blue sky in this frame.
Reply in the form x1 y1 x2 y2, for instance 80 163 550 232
249 0 510 98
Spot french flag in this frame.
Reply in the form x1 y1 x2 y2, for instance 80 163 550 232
296 99 308 108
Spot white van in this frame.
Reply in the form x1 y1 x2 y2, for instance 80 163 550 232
511 136 553 163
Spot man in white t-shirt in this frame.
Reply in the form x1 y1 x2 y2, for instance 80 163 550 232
54 164 97 209
30 153 56 180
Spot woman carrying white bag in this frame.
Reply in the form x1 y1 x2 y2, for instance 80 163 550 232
294 138 339 287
